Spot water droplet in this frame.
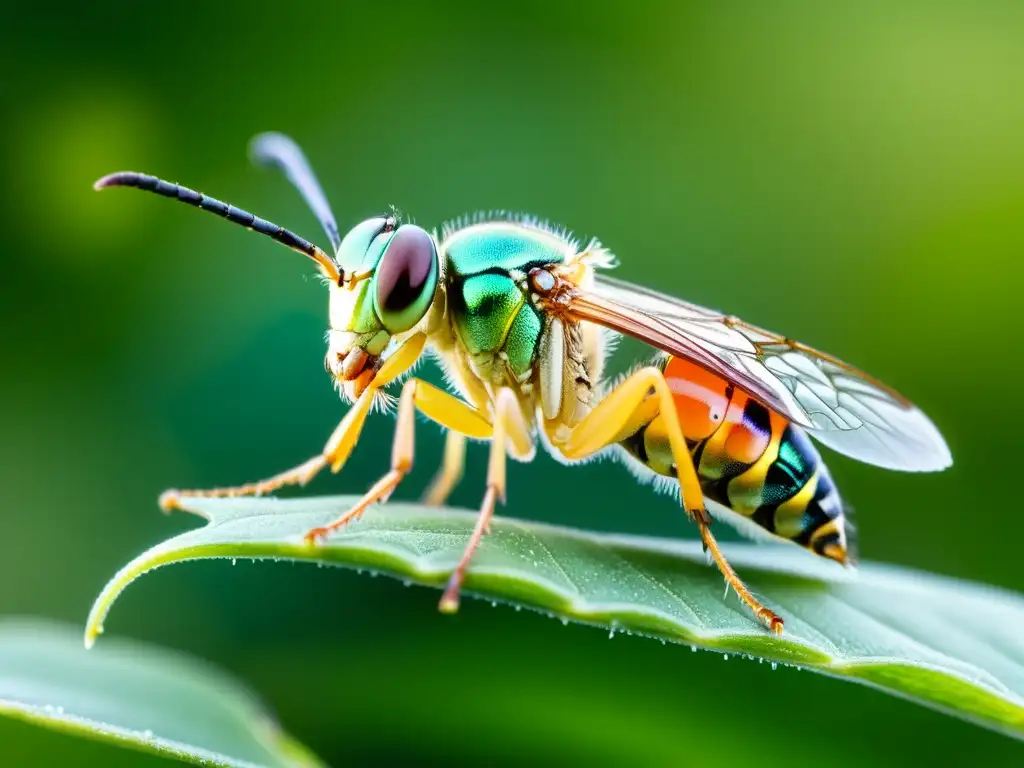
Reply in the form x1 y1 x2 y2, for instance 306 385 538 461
231 558 237 566
771 662 778 671
690 646 696 652
561 618 569 626
514 605 521 612
490 601 497 608
723 654 729 661
402 580 411 587
141 729 153 740
608 628 615 639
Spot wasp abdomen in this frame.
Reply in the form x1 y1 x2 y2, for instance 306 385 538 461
619 356 852 564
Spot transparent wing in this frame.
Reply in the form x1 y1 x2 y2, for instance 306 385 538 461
565 274 951 472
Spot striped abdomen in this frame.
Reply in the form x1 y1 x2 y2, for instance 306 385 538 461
619 356 852 564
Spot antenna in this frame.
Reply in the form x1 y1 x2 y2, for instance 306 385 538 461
93 171 341 282
250 132 342 252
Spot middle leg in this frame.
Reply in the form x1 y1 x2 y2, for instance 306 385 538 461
301 379 534 616
303 378 493 543
438 387 533 613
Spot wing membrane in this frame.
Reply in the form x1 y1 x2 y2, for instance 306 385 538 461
566 275 951 472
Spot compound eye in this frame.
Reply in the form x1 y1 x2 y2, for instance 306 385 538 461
374 225 438 333
335 215 399 274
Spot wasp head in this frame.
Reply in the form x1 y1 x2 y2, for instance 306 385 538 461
327 215 440 401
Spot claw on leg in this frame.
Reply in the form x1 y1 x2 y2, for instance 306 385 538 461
697 516 783 634
438 486 498 613
159 489 182 513
303 469 405 544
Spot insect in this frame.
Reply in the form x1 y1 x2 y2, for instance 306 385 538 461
94 133 951 633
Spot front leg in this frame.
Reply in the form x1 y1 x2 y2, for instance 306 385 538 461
561 367 784 634
160 333 425 512
160 389 375 513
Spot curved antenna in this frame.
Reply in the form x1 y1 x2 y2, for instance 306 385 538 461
250 132 342 253
94 171 341 282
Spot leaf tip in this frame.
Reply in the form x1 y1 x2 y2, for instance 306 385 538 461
83 621 103 650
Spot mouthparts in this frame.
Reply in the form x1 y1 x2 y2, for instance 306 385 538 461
328 346 381 402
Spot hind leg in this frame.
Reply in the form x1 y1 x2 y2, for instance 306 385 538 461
561 366 783 634
421 430 467 506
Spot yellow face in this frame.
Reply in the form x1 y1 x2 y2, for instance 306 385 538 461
326 279 391 401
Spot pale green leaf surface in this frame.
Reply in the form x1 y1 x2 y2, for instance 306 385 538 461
0 618 324 768
87 496 1024 740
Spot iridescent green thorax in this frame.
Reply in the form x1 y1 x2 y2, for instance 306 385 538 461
442 221 572 377
445 221 568 277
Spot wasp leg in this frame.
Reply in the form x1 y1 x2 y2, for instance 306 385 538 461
302 379 494 542
439 388 533 613
421 430 467 506
160 334 425 513
562 367 784 635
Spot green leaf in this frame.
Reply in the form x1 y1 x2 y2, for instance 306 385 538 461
87 496 1024 741
0 618 324 768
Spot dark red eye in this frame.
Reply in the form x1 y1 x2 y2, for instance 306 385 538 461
374 225 438 332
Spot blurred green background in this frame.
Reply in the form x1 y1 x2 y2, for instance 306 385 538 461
2 1 1022 765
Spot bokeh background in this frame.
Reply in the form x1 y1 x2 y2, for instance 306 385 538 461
2 1 1023 765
